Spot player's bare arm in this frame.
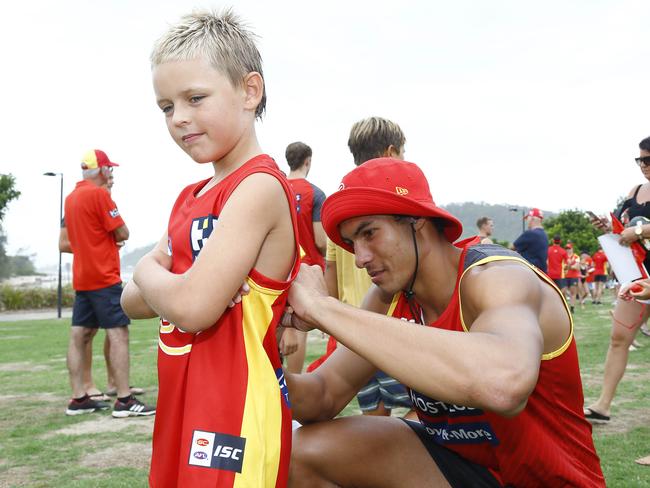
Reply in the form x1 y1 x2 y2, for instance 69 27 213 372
286 271 391 422
59 227 72 253
289 260 554 416
313 221 327 256
121 232 170 319
113 224 129 243
132 172 294 332
324 259 338 299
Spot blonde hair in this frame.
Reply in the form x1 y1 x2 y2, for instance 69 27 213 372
151 9 266 118
347 117 406 166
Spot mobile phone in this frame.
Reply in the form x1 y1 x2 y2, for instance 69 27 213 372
585 210 599 220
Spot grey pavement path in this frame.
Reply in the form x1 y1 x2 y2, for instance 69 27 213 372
0 308 72 322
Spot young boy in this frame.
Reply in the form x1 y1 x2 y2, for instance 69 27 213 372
121 10 299 487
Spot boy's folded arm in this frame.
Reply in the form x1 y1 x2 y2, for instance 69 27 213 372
122 233 170 319
121 280 158 319
134 173 292 332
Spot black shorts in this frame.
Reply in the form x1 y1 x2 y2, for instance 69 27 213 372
566 277 579 287
553 278 566 289
402 419 502 487
72 283 130 329
594 275 607 283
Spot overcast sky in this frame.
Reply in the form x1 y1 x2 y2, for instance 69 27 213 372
2 0 649 269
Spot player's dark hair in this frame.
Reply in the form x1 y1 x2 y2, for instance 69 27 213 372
476 217 491 229
285 142 312 171
640 136 650 152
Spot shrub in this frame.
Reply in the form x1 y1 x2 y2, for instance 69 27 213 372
0 284 74 311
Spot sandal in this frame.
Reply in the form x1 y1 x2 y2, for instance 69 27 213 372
636 455 650 466
106 386 145 397
584 407 610 424
88 392 110 402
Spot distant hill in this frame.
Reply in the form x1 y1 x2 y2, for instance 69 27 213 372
121 203 552 269
442 202 555 244
121 243 156 269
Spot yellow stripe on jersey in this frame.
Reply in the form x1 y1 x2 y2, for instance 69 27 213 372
387 294 400 317
159 323 175 334
457 255 574 361
236 276 284 487
157 338 192 356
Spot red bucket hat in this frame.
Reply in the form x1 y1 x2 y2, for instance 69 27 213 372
321 158 463 253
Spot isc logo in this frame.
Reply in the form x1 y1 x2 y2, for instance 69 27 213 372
214 445 243 461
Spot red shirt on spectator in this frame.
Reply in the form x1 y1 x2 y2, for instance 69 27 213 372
547 244 567 279
592 250 608 275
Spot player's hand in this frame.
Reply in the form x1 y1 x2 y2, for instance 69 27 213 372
280 306 315 333
288 264 329 326
228 282 250 308
590 216 611 233
618 227 638 247
619 281 650 301
279 327 299 356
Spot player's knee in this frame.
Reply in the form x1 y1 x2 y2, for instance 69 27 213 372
291 426 322 468
610 329 634 348
289 428 323 485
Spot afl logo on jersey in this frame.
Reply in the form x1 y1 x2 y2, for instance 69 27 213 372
190 215 217 261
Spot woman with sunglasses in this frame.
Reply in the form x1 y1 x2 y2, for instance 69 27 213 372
584 136 650 424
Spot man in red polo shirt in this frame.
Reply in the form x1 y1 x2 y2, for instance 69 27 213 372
61 149 155 417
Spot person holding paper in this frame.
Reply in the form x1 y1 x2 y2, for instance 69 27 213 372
584 136 650 424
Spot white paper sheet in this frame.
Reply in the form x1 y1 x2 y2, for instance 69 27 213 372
597 233 646 283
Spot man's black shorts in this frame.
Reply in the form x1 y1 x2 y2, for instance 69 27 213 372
72 283 130 328
402 419 502 487
594 274 608 283
566 277 579 287
553 278 567 289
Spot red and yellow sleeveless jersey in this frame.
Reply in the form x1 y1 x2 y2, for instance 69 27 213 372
387 243 605 487
592 250 608 275
585 256 596 282
149 155 299 488
546 244 567 279
288 178 325 269
565 253 581 279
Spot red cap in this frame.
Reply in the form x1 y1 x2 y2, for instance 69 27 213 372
81 149 119 169
565 243 573 249
321 158 463 253
525 208 544 220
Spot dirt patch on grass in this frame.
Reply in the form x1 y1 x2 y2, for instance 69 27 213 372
591 407 650 435
79 441 152 470
0 465 33 487
45 415 154 438
0 392 63 404
0 362 48 373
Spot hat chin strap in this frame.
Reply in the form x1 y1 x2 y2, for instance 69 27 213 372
404 222 424 325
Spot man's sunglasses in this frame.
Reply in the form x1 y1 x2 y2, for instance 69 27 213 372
635 156 650 167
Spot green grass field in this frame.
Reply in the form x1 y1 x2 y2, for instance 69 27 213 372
0 290 649 487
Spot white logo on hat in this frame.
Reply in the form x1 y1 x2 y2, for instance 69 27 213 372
338 182 345 191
